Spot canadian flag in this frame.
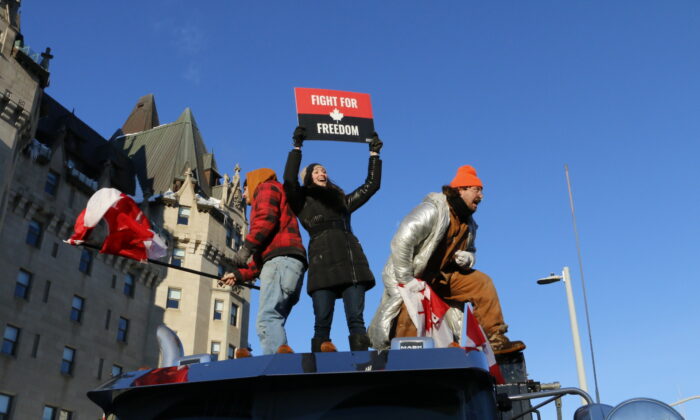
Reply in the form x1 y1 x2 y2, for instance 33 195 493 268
464 303 505 384
65 188 167 262
397 279 454 348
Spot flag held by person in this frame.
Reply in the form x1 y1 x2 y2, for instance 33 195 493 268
397 279 454 348
65 188 167 262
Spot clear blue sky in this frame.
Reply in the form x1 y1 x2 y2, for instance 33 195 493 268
21 1 699 418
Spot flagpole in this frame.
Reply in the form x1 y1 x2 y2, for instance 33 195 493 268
81 243 260 290
564 164 600 403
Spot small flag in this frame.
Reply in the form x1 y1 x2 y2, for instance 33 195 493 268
65 188 167 261
464 304 505 384
397 279 454 348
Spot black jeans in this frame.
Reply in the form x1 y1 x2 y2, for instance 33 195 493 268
311 284 367 339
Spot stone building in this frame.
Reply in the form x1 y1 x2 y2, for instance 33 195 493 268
0 0 51 237
114 93 251 360
0 92 167 419
0 8 251 416
0 91 251 419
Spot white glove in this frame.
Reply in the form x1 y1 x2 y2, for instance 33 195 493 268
454 250 475 269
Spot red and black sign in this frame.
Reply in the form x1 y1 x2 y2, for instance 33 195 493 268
294 87 374 142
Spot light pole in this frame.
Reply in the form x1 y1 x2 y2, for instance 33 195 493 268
537 266 588 404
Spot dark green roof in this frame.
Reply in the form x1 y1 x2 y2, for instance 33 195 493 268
114 107 212 196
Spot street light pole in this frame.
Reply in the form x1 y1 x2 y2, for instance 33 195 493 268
562 266 588 394
537 267 588 405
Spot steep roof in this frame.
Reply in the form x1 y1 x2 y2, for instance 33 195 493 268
121 93 160 135
114 107 212 196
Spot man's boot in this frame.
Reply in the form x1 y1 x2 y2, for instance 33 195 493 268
489 333 526 355
348 333 371 351
311 338 337 352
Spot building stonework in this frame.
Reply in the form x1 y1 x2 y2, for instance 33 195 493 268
0 4 251 418
0 101 167 419
0 94 252 419
0 0 50 234
152 170 250 359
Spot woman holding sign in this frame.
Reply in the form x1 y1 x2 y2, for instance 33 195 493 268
284 126 383 353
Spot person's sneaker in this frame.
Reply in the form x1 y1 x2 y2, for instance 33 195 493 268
276 344 294 354
448 341 461 348
320 341 337 352
489 334 526 355
235 348 252 358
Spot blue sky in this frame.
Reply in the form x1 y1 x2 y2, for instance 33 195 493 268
21 1 699 418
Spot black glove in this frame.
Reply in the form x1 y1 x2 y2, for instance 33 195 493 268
230 245 252 267
293 126 306 148
369 132 383 153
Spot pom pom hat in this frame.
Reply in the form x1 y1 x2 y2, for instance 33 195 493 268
449 165 483 188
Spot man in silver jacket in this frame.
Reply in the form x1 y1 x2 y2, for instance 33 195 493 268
368 165 525 354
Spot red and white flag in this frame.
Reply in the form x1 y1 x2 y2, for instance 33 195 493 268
397 279 454 347
464 303 505 384
65 188 167 262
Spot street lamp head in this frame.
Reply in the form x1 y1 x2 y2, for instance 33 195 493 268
537 273 563 285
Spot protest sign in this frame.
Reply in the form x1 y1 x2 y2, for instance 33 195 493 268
294 87 374 142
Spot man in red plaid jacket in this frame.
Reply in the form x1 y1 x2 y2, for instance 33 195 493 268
222 168 307 355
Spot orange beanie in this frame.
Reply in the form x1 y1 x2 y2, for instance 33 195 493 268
449 165 483 188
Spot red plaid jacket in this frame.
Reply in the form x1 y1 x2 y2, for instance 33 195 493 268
233 180 307 282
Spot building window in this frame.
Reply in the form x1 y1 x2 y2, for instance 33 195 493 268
218 264 225 277
166 288 181 309
111 364 123 377
117 317 129 343
123 273 135 297
31 334 40 358
2 325 20 356
213 300 224 320
230 302 239 326
232 229 242 250
210 341 220 361
70 296 84 323
43 405 56 420
45 170 59 196
226 225 242 250
225 225 233 249
227 344 236 360
105 309 111 329
177 206 191 225
61 346 75 375
15 269 32 299
171 247 185 267
51 242 59 257
0 394 13 419
58 409 72 420
26 219 43 247
78 249 93 274
42 280 51 303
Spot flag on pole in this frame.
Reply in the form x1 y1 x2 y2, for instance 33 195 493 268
464 303 505 384
397 279 454 348
65 188 167 262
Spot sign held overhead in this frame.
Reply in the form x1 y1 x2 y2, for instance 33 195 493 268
294 87 374 143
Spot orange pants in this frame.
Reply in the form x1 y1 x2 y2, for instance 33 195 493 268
391 269 506 339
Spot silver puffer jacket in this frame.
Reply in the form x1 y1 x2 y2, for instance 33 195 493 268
368 192 477 350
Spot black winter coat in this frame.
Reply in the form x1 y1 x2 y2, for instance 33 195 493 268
284 149 381 294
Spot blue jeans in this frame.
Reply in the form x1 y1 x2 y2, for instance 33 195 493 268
311 284 366 340
256 256 305 355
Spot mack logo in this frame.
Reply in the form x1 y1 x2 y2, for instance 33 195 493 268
399 341 424 350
